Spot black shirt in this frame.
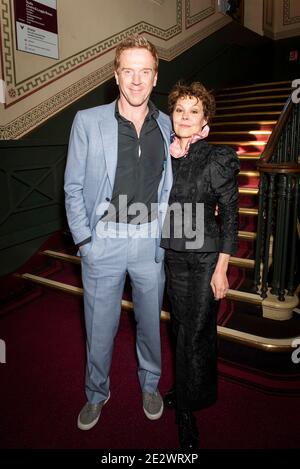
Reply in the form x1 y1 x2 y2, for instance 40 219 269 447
103 100 165 224
161 140 240 253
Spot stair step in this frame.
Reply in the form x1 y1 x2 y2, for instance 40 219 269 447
212 120 277 126
210 131 272 136
20 273 83 295
19 273 168 318
214 111 281 118
221 80 291 92
217 88 291 98
22 273 297 351
225 288 261 304
19 273 260 317
217 103 285 111
238 230 257 240
217 95 289 104
239 207 258 216
238 153 260 160
42 249 80 264
239 171 260 177
239 187 259 195
210 140 266 146
229 257 255 268
217 325 294 352
43 247 257 267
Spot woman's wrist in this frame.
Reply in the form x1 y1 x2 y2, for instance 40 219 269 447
214 253 230 273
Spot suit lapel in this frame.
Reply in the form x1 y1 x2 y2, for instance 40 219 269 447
98 101 118 189
156 114 173 194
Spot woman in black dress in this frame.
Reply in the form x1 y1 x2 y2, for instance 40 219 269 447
161 82 240 449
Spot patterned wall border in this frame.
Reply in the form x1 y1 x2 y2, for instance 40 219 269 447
0 0 182 106
283 0 300 25
0 14 230 140
185 0 215 29
159 14 229 60
0 60 114 139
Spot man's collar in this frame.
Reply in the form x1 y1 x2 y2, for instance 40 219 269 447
147 100 159 119
115 99 159 121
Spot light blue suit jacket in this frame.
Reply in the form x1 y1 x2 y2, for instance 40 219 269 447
64 100 173 262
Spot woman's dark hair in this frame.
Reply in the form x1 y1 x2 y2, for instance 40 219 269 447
168 81 216 122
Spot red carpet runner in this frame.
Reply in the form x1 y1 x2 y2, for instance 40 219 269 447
0 287 299 449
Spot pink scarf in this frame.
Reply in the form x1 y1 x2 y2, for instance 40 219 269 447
170 125 210 158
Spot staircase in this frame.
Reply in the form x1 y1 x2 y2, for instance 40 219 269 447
5 81 300 389
209 81 286 306
206 80 299 348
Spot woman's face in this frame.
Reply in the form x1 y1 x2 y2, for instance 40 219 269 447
172 96 207 140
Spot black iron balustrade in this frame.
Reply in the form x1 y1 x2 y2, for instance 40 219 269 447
254 94 300 301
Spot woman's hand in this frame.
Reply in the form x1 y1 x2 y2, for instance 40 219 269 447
210 253 230 300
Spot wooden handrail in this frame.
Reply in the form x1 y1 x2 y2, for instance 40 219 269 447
258 162 300 174
259 95 293 164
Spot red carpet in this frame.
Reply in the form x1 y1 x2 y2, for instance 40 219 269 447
1 287 300 450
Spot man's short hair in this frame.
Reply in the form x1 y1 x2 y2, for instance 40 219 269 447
114 34 159 72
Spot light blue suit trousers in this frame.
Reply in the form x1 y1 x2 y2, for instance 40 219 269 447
81 220 165 403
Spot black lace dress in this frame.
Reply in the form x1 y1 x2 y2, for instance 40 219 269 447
161 140 240 411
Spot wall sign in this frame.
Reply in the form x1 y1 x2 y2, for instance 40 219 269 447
15 0 59 59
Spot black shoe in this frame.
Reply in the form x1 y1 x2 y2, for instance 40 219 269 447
164 387 176 409
177 410 199 450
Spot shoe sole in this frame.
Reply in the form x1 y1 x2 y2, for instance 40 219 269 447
143 402 164 420
77 391 110 431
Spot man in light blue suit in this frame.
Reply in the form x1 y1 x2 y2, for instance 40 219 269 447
64 35 172 431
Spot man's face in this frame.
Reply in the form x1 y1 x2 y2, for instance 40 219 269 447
115 48 157 108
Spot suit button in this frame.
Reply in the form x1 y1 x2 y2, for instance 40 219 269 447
106 197 110 201
103 210 108 216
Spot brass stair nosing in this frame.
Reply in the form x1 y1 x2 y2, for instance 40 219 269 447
238 230 257 240
217 88 291 98
210 131 271 135
239 171 260 177
216 325 296 352
209 141 266 146
226 289 261 304
217 103 285 111
42 250 80 264
239 187 259 195
20 273 296 352
214 111 281 118
239 207 258 216
217 94 289 104
212 120 277 126
229 257 255 268
20 273 83 295
42 250 254 270
222 81 291 91
238 154 260 160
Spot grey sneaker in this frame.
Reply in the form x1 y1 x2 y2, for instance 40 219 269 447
77 391 110 430
143 390 164 420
